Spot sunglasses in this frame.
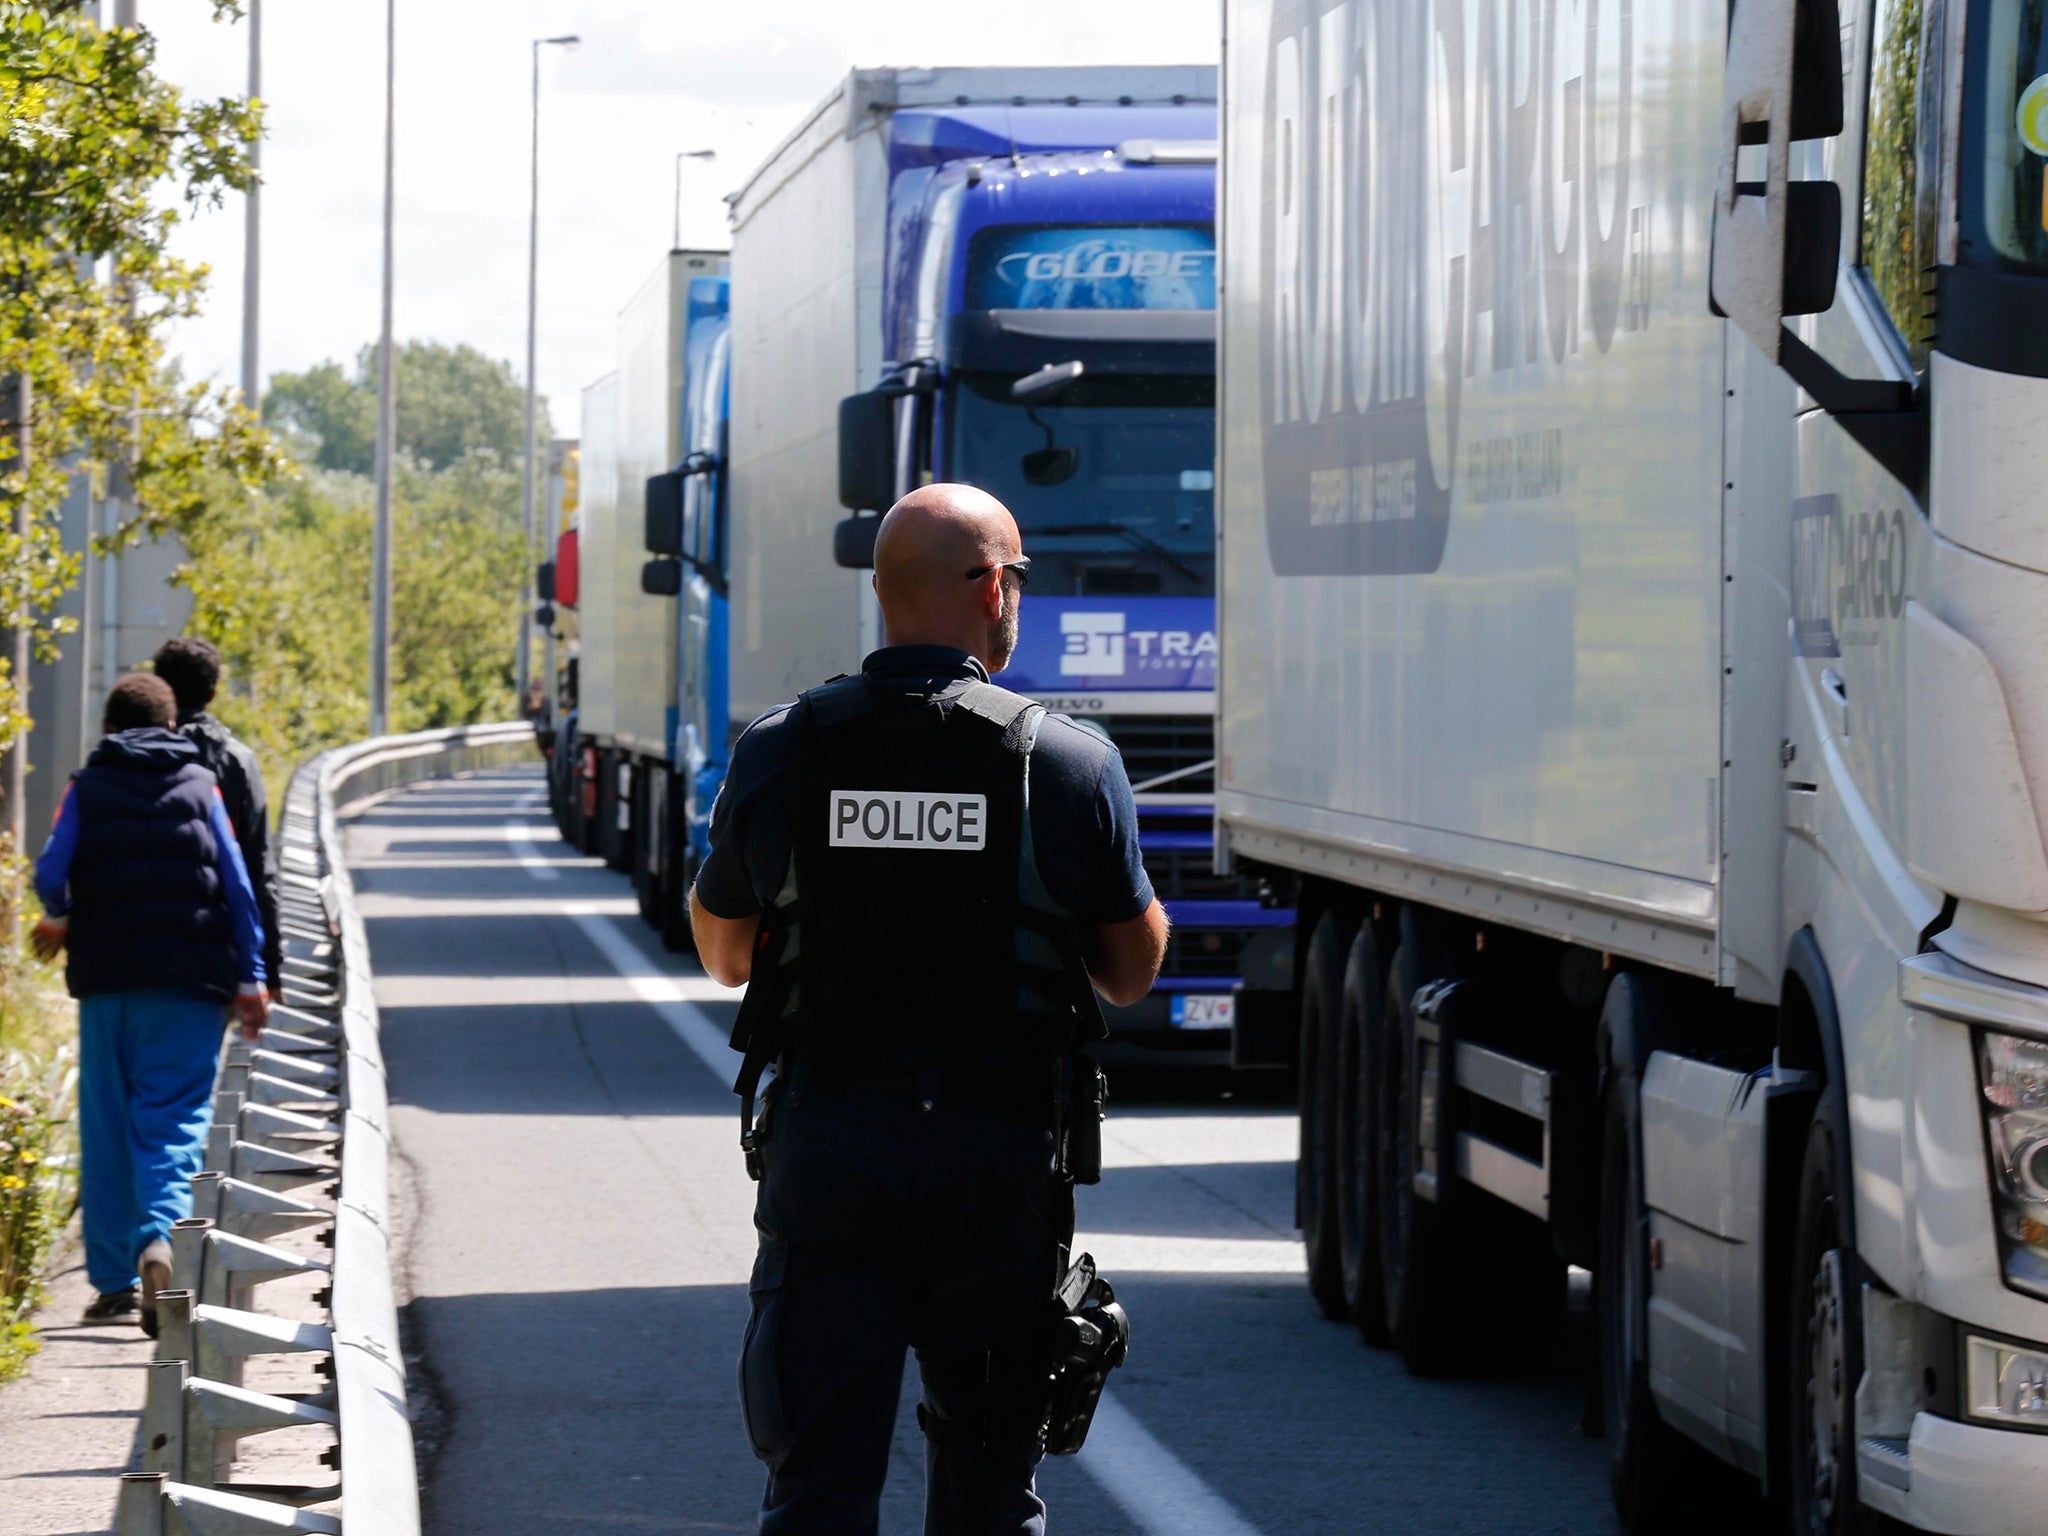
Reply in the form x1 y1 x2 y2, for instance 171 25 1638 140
965 557 1031 588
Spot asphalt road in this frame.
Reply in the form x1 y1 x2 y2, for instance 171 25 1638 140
345 764 1620 1536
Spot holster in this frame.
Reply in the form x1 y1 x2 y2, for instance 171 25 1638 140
1042 1252 1129 1455
731 920 793 1181
1058 1053 1108 1186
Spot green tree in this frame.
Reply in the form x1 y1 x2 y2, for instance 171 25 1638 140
0 2 281 769
264 340 547 474
183 350 532 786
261 359 373 474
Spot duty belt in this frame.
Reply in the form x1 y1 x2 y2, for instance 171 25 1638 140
788 1053 1060 1131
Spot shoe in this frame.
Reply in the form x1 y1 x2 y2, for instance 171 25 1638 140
81 1287 139 1326
137 1240 173 1339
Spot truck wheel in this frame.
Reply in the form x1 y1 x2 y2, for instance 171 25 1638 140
1374 940 1470 1375
660 830 697 955
1787 1109 1864 1536
1298 912 1353 1320
634 769 661 925
1597 1069 1692 1531
1337 921 1390 1345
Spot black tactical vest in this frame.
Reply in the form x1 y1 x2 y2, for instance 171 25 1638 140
758 674 1104 1059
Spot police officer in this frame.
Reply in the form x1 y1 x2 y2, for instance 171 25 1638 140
692 483 1167 1534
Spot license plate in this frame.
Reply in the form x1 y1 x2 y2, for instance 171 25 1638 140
1170 994 1235 1029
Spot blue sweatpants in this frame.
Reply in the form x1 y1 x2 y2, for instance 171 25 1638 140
78 990 225 1293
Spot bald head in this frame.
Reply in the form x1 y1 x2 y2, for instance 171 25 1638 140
872 484 1025 670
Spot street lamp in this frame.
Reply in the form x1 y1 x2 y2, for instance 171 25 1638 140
242 0 262 406
674 148 716 251
369 0 397 737
518 33 580 714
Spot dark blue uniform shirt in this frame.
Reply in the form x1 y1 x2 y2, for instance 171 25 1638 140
696 645 1154 926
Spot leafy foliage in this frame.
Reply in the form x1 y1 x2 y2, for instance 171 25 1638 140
1864 0 1931 367
182 376 532 790
266 340 549 475
0 981 76 1383
0 1 284 761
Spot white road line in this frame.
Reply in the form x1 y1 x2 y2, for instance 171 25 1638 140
1080 1392 1266 1536
559 902 737 1085
506 814 1266 1536
505 798 562 880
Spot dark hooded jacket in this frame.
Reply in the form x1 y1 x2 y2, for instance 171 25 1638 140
63 728 238 1001
181 710 283 987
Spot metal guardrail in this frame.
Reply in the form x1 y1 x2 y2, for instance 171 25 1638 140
118 722 534 1534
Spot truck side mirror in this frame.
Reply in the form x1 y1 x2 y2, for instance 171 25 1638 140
834 514 880 570
1710 0 1925 496
1709 0 1845 360
838 391 897 512
640 558 682 597
645 469 685 556
536 559 556 604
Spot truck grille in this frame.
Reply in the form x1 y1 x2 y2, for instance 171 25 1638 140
1162 927 1247 980
1100 715 1214 795
1144 846 1240 902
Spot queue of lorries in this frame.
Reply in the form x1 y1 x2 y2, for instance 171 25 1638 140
545 5 2048 1532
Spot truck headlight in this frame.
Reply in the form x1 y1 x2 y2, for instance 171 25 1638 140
1977 1031 2048 1298
1965 1334 2048 1428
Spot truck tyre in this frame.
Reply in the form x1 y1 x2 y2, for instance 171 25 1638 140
1374 939 1473 1375
659 803 697 955
634 767 661 926
1597 1068 1695 1532
1787 1108 1864 1536
1298 911 1353 1320
598 753 629 871
1337 921 1390 1345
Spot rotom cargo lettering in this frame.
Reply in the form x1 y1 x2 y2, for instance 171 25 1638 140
828 790 988 851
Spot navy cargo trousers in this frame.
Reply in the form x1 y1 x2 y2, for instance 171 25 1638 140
741 1063 1070 1535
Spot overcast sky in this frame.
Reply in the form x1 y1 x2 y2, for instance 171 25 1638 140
146 1 1220 439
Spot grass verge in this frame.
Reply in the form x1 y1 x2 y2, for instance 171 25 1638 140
0 885 79 1384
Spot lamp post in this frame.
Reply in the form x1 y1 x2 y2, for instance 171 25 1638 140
673 148 716 250
518 33 579 714
369 0 397 737
241 0 262 405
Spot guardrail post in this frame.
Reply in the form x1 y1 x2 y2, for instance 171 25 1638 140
154 1289 196 1367
143 1359 186 1476
190 1172 225 1227
171 1218 212 1297
116 1472 167 1536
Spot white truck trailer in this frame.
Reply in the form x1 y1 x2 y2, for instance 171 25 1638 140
1218 1 2048 1532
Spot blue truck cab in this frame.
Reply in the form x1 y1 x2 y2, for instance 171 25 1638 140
675 280 733 879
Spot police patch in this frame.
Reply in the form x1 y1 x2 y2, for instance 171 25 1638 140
828 791 987 851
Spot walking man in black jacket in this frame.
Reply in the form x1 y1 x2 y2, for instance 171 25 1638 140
153 637 284 992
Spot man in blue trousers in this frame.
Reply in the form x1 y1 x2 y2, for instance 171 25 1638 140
33 672 270 1334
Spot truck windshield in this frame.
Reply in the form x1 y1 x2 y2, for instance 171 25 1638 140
947 372 1214 594
1963 0 2048 271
